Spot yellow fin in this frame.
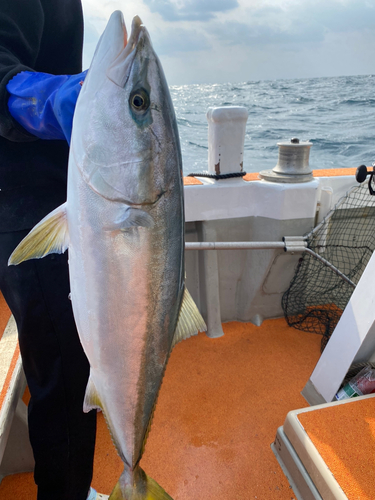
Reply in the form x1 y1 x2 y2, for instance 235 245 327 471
83 375 103 412
8 203 69 265
172 287 207 348
109 466 174 500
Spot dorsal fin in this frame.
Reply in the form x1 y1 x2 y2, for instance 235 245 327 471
172 287 207 348
8 203 69 265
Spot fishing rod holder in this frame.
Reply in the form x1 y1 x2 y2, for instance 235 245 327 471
355 164 375 195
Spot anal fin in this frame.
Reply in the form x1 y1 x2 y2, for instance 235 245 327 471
83 375 103 412
84 375 124 460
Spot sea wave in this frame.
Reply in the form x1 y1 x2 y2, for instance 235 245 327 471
170 74 375 174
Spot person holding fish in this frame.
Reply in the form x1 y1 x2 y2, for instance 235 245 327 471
0 1 107 499
5 4 207 499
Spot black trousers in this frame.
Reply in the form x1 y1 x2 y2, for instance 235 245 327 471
0 230 96 500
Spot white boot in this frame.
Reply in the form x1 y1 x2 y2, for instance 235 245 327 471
87 487 109 500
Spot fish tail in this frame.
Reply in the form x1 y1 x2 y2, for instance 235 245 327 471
109 465 173 500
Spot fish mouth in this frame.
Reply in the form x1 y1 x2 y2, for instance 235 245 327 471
107 15 147 88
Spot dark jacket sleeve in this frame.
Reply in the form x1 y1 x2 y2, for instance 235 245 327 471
0 1 44 141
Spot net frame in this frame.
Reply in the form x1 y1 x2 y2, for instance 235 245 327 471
282 180 375 351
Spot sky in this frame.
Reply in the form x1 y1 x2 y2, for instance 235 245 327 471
81 0 375 85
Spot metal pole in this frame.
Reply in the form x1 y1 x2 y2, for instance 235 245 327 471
185 241 356 288
185 242 286 251
304 248 356 289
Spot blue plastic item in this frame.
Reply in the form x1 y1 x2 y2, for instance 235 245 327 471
7 70 87 143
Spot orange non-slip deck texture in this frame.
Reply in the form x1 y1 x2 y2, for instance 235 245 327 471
0 313 321 500
0 295 17 413
298 398 375 500
0 293 10 338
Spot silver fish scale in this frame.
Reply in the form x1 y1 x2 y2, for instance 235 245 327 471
66 19 184 470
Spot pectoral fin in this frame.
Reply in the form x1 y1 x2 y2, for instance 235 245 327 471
105 207 154 231
123 208 154 228
172 287 207 348
8 203 69 265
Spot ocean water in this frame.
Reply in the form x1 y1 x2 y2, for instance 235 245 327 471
170 74 375 176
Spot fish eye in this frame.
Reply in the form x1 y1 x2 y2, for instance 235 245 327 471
130 89 150 112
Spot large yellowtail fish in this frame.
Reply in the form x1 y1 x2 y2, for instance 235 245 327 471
9 11 206 500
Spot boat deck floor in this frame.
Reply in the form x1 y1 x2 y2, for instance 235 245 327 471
0 300 322 499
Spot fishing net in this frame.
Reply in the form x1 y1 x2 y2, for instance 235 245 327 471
282 180 375 352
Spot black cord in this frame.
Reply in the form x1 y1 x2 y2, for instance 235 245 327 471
187 171 247 180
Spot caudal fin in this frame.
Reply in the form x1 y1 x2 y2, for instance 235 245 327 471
109 466 173 500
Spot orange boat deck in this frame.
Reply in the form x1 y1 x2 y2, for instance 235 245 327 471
298 397 375 500
0 301 323 499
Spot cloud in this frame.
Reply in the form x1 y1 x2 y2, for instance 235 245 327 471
207 20 325 47
82 18 101 68
308 0 375 33
152 28 211 55
143 0 239 22
81 0 375 84
205 0 375 49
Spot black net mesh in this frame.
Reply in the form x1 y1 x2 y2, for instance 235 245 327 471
282 181 375 352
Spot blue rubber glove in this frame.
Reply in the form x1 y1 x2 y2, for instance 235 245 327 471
6 70 87 143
